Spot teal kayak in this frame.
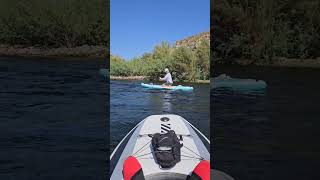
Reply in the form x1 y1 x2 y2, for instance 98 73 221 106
141 83 193 91
99 68 108 77
212 74 267 90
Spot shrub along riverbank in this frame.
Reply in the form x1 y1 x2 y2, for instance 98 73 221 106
110 41 210 82
0 0 108 53
212 0 320 67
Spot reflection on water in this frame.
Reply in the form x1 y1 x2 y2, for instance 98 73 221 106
160 92 172 112
148 90 195 113
111 80 209 151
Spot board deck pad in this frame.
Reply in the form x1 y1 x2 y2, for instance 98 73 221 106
139 115 190 136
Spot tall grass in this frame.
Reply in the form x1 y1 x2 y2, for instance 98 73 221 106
0 0 108 47
110 40 210 82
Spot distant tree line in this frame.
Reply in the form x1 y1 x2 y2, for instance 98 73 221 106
110 41 210 82
0 0 108 48
212 0 320 64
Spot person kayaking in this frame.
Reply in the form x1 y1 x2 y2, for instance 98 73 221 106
159 68 173 86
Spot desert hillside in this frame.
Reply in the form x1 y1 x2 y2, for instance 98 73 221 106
175 32 210 50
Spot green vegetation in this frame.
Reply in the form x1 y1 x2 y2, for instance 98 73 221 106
212 0 320 65
110 40 210 82
0 0 108 48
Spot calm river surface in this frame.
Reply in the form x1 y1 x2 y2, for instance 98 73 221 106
0 57 108 180
110 80 210 151
213 65 320 179
3 57 320 179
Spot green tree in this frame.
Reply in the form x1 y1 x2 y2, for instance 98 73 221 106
195 40 210 79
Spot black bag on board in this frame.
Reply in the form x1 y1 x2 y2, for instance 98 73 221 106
151 130 183 168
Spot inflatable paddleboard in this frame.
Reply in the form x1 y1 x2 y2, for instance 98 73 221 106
99 68 109 77
110 114 210 180
141 83 193 91
212 74 267 90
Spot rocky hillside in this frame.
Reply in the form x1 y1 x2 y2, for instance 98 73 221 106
175 31 210 49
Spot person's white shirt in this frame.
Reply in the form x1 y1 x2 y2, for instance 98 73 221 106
163 72 173 84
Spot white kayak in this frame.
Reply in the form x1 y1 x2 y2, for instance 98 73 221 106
110 114 210 180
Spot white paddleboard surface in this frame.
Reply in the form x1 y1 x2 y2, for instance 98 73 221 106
110 114 210 180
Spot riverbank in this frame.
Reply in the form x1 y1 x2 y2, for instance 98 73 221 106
216 57 320 69
110 75 210 83
0 44 108 58
267 58 320 68
110 76 145 80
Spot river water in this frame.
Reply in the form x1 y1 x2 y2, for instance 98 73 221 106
110 80 210 151
0 57 108 180
2 57 319 180
213 65 320 179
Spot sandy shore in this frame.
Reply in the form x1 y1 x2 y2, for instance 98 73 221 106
110 76 145 80
229 57 320 68
193 80 210 83
266 58 320 68
110 75 210 83
0 44 107 58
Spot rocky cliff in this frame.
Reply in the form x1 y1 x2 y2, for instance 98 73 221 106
175 31 210 49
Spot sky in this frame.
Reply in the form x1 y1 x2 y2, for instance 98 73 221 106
110 0 210 60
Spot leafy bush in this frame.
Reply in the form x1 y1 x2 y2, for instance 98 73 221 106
212 0 320 63
110 41 210 82
0 0 108 47
110 55 131 76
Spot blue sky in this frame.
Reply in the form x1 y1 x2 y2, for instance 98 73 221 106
110 0 210 60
